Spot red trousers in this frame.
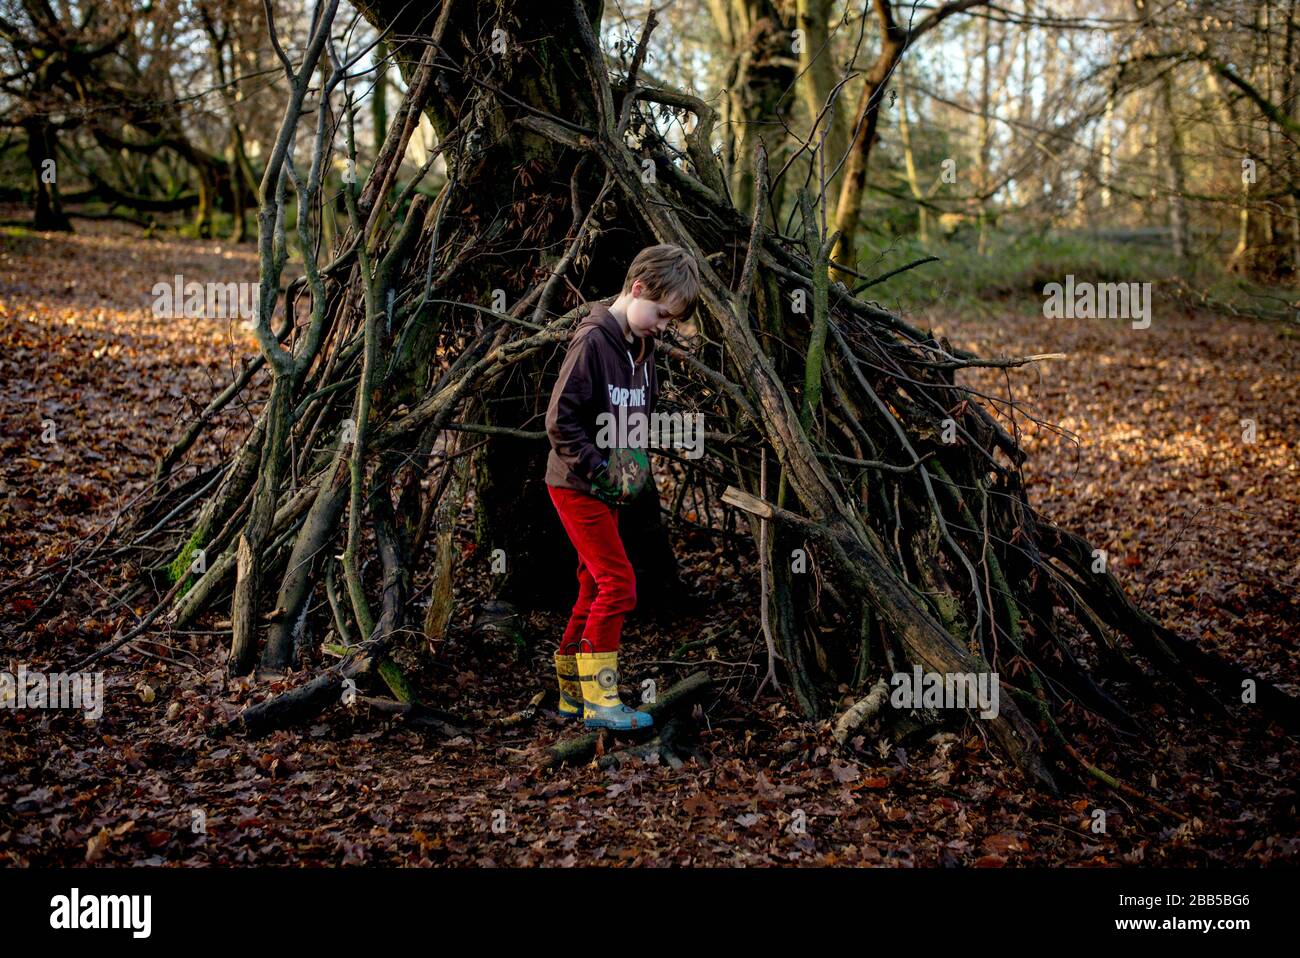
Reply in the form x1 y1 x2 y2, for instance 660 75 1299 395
547 485 637 653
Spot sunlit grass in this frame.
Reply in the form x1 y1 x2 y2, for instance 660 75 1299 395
856 230 1297 325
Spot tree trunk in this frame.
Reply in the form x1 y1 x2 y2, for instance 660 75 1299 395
794 0 850 207
372 41 390 152
976 12 991 252
705 0 795 219
830 1 988 275
830 0 904 276
896 63 928 244
25 120 70 232
1158 72 1190 259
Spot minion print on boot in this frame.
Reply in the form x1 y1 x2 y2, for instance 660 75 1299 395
554 651 585 719
574 650 654 731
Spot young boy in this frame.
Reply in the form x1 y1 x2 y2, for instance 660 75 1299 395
544 244 700 730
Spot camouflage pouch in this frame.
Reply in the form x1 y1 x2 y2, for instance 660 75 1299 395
591 446 651 506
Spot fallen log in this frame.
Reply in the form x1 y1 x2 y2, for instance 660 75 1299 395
832 678 890 745
534 671 712 769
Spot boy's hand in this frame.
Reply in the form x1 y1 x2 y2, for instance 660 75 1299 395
590 449 651 506
590 458 621 506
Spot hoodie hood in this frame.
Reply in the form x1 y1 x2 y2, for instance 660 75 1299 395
581 302 656 365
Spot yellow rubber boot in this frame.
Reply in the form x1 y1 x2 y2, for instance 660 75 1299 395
554 652 584 718
574 650 654 731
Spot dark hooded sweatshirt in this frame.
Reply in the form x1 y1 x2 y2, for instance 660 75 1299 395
545 302 658 496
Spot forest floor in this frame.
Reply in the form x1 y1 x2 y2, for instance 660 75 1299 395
1 219 1296 867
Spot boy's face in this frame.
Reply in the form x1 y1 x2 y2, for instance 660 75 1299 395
625 280 686 340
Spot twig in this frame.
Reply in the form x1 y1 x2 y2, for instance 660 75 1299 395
755 448 783 699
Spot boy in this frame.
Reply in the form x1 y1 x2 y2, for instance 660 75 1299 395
544 244 700 730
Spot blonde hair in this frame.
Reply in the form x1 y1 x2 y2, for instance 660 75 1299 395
622 244 700 318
